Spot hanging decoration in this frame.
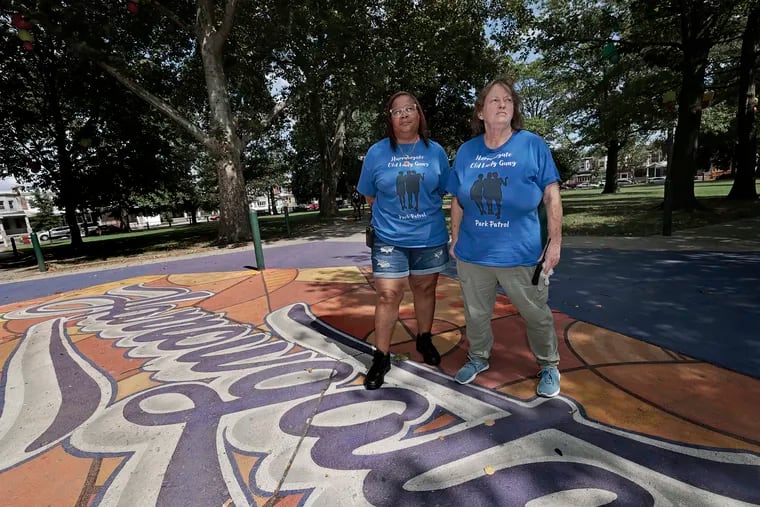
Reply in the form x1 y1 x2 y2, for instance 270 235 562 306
662 90 677 111
701 91 714 109
11 13 35 52
601 42 620 64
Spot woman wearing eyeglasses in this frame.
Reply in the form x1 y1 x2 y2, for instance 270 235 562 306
357 91 451 390
446 77 564 397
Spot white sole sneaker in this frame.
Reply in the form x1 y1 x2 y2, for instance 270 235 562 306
454 362 490 384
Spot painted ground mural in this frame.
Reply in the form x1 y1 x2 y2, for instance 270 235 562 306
0 268 758 506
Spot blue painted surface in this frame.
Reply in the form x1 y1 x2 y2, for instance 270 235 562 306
551 249 760 379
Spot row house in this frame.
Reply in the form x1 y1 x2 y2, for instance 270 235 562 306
571 152 670 184
0 182 34 248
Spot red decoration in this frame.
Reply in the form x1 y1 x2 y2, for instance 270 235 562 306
127 1 139 13
12 13 35 52
11 13 33 31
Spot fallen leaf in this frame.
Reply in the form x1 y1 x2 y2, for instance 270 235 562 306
484 419 495 427
484 465 496 475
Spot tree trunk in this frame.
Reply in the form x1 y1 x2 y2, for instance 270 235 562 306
670 15 711 210
321 106 348 216
602 139 623 194
120 206 131 232
268 186 278 214
197 0 250 244
40 52 84 248
728 3 759 201
56 144 83 247
308 90 336 218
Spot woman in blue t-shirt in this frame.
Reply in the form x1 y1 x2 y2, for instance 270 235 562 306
357 91 451 390
446 77 564 398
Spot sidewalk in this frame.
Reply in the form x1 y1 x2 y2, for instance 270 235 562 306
3 215 759 285
562 216 760 252
0 217 758 505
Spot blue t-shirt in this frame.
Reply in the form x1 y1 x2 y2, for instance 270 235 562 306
358 138 450 248
446 130 560 267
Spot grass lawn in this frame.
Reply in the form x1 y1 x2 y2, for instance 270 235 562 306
2 181 758 271
559 180 760 236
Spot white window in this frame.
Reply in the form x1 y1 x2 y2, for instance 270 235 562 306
0 201 4 210
8 200 14 209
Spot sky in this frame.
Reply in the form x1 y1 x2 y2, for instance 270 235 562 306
0 176 22 192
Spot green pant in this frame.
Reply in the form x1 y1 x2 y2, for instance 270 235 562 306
456 259 559 367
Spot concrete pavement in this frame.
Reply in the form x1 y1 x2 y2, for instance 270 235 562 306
0 217 759 505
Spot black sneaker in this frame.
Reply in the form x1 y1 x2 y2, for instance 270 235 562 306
364 350 391 390
416 332 441 366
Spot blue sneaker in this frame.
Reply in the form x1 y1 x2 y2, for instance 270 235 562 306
454 358 489 384
536 366 561 397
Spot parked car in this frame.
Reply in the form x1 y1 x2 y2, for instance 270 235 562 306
79 222 99 235
38 225 71 241
648 176 666 184
96 224 121 235
617 178 634 186
306 202 319 211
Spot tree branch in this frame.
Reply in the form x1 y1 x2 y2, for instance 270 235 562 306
219 0 238 44
240 98 290 147
14 7 218 154
549 35 683 52
95 60 217 153
265 98 289 127
151 0 195 33
196 0 214 41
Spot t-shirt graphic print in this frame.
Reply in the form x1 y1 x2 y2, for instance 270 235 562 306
469 171 509 219
447 130 560 267
358 138 451 248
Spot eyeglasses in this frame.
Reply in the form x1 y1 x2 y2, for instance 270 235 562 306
389 104 418 118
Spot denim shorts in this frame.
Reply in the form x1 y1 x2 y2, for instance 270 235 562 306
371 237 450 279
